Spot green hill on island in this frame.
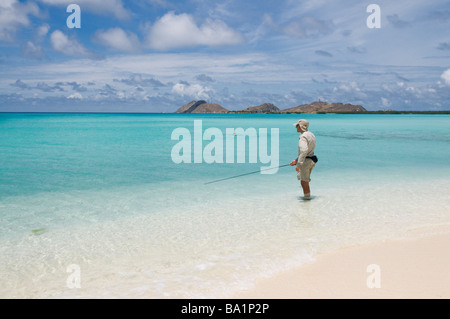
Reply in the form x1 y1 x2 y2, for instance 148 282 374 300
281 100 366 113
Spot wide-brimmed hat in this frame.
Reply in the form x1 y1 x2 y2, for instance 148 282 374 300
293 119 309 131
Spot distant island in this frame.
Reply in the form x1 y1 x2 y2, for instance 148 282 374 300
239 103 281 113
281 101 366 113
176 100 228 113
176 100 366 114
175 100 450 114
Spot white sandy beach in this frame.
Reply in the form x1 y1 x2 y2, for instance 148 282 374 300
235 225 450 299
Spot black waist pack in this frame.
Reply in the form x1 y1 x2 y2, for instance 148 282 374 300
306 155 318 163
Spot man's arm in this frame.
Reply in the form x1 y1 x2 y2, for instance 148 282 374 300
289 158 300 172
297 135 308 166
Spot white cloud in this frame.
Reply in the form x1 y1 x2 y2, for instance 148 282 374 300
440 69 450 86
332 81 368 100
146 11 244 50
0 0 39 41
381 97 391 108
37 24 50 38
282 16 334 39
38 0 130 20
334 81 360 93
21 23 51 59
50 30 92 57
93 28 140 52
0 52 269 90
172 82 213 100
21 41 44 59
67 92 83 99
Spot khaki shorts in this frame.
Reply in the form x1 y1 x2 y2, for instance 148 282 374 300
297 158 315 182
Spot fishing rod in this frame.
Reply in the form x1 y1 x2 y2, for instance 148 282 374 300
204 163 292 185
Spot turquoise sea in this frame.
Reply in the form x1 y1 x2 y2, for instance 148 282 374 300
0 113 449 298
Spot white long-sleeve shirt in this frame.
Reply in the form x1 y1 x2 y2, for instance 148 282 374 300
297 131 316 166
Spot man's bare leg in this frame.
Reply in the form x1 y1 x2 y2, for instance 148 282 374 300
300 180 311 199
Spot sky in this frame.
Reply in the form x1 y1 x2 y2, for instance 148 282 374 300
0 0 449 112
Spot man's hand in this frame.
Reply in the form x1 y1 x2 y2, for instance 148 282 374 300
289 159 298 166
296 166 300 173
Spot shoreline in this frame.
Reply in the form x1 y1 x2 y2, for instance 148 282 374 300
234 225 450 299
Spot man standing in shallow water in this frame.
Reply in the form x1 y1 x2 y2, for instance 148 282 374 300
290 119 317 200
